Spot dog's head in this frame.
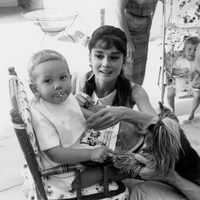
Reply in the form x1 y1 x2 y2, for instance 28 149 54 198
146 102 182 176
158 101 179 122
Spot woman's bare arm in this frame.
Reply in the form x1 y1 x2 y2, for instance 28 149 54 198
130 84 157 115
165 171 200 200
136 153 200 200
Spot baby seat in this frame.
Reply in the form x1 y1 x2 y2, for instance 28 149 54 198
165 49 193 98
8 67 129 200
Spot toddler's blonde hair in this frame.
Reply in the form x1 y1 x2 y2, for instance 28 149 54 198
28 49 69 81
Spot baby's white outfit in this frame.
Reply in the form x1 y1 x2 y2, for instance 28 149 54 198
31 93 85 191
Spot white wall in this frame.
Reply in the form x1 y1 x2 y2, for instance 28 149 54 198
41 0 164 39
0 0 18 7
43 0 110 36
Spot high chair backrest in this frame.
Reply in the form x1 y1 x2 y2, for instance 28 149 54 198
8 67 129 200
8 67 47 199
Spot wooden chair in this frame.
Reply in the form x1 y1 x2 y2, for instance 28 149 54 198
8 67 129 200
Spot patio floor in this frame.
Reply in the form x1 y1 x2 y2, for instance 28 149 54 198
0 6 200 200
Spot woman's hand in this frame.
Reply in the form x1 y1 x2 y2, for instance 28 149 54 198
85 106 124 130
134 154 166 181
127 41 135 61
75 92 94 108
90 146 113 163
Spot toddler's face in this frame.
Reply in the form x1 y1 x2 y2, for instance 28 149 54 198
32 60 71 104
184 43 198 61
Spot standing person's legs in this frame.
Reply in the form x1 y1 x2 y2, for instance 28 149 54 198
188 89 200 120
130 181 187 200
124 14 153 85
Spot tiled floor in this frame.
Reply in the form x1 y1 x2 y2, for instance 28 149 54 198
0 5 200 200
0 185 25 200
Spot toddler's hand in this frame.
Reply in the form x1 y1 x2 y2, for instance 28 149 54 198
182 68 189 74
178 68 189 77
90 146 113 163
75 92 94 108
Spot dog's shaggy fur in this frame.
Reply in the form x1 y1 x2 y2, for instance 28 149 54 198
113 102 200 185
83 103 200 184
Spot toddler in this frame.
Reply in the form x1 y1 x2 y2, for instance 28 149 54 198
167 36 200 112
28 49 112 191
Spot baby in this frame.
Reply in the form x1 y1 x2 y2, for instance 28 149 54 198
28 49 111 191
167 36 200 112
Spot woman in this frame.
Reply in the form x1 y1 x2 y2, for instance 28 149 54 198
72 25 157 129
71 24 157 187
72 23 157 181
72 25 200 200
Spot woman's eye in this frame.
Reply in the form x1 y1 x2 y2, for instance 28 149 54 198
110 56 120 61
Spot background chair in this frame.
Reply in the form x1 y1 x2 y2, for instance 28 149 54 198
8 67 129 200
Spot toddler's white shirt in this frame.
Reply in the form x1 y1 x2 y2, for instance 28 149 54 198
174 57 195 73
30 93 85 169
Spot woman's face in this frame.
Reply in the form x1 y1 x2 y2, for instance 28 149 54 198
90 46 124 82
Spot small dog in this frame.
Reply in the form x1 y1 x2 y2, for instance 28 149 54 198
113 102 200 184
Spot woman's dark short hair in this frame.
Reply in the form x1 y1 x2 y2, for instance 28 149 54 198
88 25 127 57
